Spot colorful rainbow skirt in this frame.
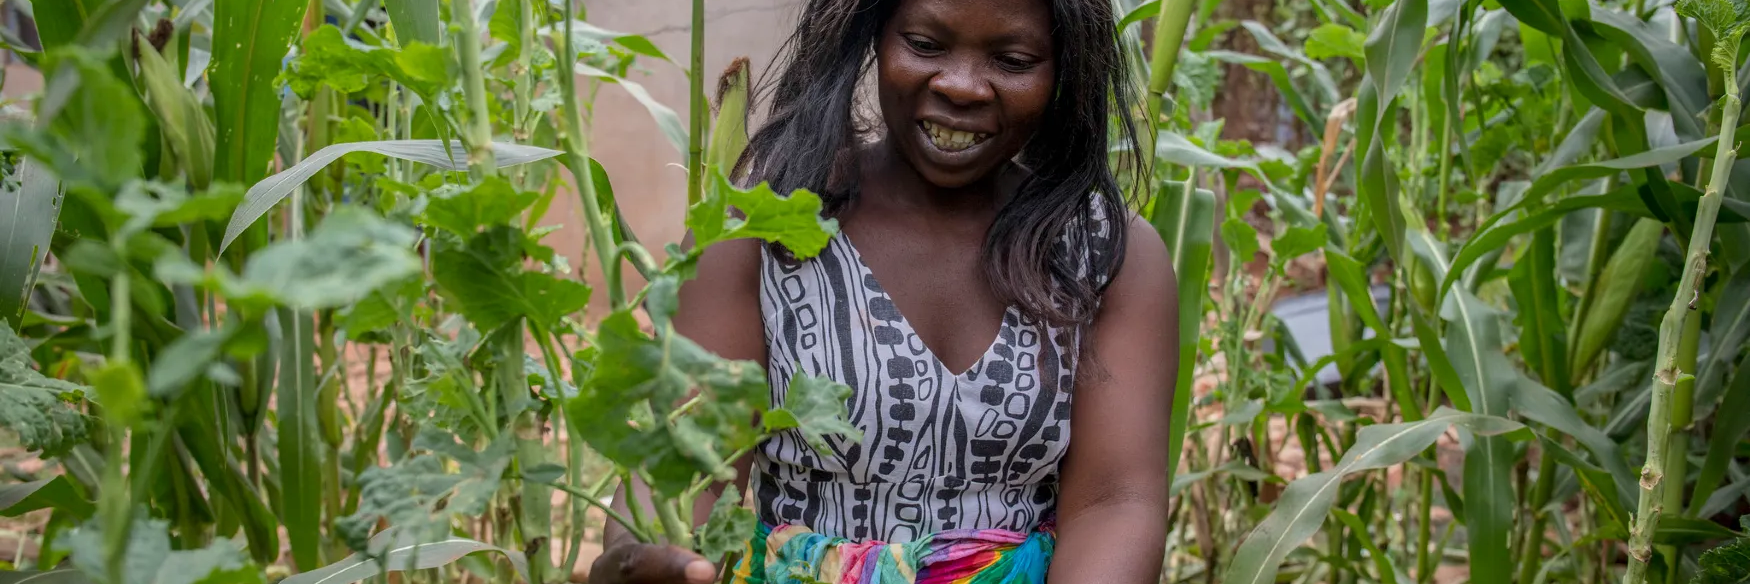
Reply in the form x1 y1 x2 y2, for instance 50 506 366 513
728 522 1054 584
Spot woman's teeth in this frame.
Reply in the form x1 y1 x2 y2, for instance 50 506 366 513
922 121 989 152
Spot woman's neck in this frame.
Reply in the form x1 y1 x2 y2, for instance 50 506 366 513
858 138 1016 217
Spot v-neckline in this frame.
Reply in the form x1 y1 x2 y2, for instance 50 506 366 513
837 232 1011 379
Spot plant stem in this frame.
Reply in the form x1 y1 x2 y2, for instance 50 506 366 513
557 1 625 309
1517 438 1559 584
1416 467 1433 584
453 0 497 176
686 0 706 205
1142 0 1196 181
1621 55 1740 584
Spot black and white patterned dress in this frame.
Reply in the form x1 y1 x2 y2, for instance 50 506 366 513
752 200 1115 543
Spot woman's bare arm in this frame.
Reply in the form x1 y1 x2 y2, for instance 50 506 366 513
1045 216 1178 584
593 237 767 584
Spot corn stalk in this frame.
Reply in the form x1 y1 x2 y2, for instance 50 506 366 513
1621 14 1741 583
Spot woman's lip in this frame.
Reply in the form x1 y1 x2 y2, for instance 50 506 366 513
913 120 990 161
918 117 996 135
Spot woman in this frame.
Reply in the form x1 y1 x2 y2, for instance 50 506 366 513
593 0 1177 581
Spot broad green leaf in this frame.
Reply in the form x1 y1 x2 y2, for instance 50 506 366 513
1654 516 1742 546
1305 23 1366 63
1510 230 1570 395
69 0 148 50
1570 218 1663 377
1511 381 1636 509
577 63 689 157
2 48 145 190
280 26 452 100
277 306 322 571
0 476 95 520
55 518 264 584
487 0 528 66
1 159 61 328
688 174 840 259
1363 0 1426 115
32 0 103 51
1222 408 1523 584
1590 10 1710 140
147 326 237 398
1695 268 1750 418
766 371 859 456
113 182 243 239
172 208 422 314
173 383 280 565
0 320 91 456
212 0 309 185
1497 0 1639 115
431 227 592 332
697 485 758 565
1443 189 1650 299
281 528 529 584
1691 518 1750 584
336 432 514 551
1271 224 1326 263
1220 218 1260 262
422 177 541 236
568 308 769 495
384 0 441 46
1235 21 1339 103
220 140 561 252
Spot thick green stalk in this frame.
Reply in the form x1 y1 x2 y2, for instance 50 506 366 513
1141 0 1196 175
1660 312 1701 583
686 0 706 205
557 1 625 308
1621 58 1740 584
100 266 132 584
453 0 497 175
1517 441 1559 584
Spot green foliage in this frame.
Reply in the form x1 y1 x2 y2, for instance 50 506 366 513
1693 518 1750 584
1304 23 1366 63
0 320 90 456
55 518 263 584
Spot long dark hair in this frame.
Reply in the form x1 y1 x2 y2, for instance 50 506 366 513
738 0 1145 326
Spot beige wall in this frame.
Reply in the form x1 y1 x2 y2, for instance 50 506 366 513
546 0 803 292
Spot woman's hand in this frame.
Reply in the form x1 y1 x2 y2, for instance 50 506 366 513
589 543 719 584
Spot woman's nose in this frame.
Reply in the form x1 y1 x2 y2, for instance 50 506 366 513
928 58 996 107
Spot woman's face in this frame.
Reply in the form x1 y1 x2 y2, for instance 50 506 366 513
875 0 1056 189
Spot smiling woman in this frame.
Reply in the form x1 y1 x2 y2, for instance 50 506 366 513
587 0 1178 583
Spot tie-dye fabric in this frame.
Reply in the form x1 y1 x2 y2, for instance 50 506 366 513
729 522 1054 584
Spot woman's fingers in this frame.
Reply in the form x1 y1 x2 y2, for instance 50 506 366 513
598 543 718 584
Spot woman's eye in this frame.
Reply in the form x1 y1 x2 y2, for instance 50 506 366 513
995 55 1038 72
903 35 942 53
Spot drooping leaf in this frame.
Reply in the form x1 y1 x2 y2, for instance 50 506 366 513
765 371 860 456
281 528 529 584
0 320 91 456
577 63 689 157
1305 23 1367 63
0 476 95 520
697 485 758 565
688 174 840 259
220 140 561 252
1222 409 1523 584
337 431 515 551
1692 518 1750 584
1199 52 1320 134
55 518 264 584
1440 288 1517 583
1 159 61 328
1149 184 1215 478
212 0 309 185
276 306 321 571
431 227 592 332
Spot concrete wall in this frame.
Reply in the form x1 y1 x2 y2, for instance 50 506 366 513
544 0 804 290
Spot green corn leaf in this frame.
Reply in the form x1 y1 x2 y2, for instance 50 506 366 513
543 20 676 63
1235 21 1339 103
69 0 148 50
0 476 95 520
1221 408 1523 584
1589 10 1710 140
0 320 91 456
174 380 280 565
383 0 441 46
1440 288 1516 584
697 485 758 565
577 63 690 157
281 528 529 584
1510 231 1570 395
220 140 561 252
1149 184 1215 477
54 517 264 584
1511 381 1637 510
1331 508 1403 584
1200 51 1320 133
1570 218 1664 378
33 0 104 51
1695 268 1750 419
212 0 309 185
1170 460 1278 498
1692 349 1750 515
1 159 61 329
276 306 322 571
